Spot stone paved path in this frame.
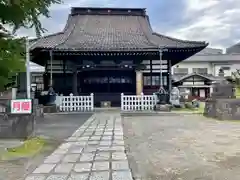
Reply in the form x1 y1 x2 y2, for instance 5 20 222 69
25 113 133 180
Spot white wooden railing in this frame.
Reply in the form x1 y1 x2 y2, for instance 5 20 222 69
56 93 94 112
121 93 157 111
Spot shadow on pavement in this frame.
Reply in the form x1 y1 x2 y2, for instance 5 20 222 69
35 113 93 141
0 113 93 180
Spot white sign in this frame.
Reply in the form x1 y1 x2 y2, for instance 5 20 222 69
11 99 32 114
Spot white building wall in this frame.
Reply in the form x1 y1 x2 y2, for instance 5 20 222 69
214 64 231 76
172 62 213 74
172 60 240 77
213 63 240 76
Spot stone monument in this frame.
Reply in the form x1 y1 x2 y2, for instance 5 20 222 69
154 87 171 111
204 79 240 120
170 87 180 107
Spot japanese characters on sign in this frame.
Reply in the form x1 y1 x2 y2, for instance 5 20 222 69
11 99 32 114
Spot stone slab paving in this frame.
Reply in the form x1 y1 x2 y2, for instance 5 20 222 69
25 113 133 180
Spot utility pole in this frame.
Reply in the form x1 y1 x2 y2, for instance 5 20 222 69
159 48 163 89
25 37 31 99
158 47 168 91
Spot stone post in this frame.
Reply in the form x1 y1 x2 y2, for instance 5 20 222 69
136 71 143 95
210 85 213 97
12 88 17 99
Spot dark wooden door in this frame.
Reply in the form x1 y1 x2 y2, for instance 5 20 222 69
80 70 135 93
79 70 136 106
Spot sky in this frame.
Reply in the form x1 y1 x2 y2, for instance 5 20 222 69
17 0 240 50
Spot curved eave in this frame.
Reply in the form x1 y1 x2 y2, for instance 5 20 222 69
151 32 208 48
29 14 74 50
167 44 209 66
29 32 67 52
31 43 208 53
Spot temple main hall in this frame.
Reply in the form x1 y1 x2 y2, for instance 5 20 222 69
30 7 208 106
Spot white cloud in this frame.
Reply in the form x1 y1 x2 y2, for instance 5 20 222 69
185 0 219 12
167 0 240 49
15 0 240 49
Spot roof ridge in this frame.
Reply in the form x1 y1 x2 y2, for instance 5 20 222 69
71 7 146 16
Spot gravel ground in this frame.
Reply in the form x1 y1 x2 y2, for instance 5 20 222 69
123 114 240 180
0 113 92 180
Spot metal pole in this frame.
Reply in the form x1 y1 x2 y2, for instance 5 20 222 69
25 37 31 99
159 48 163 90
168 59 172 93
50 50 53 86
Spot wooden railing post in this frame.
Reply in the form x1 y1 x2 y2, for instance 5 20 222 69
121 93 124 111
90 93 94 111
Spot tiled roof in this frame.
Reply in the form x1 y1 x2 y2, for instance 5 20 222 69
151 33 207 48
31 7 207 51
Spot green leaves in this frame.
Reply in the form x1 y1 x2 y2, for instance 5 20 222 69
0 0 62 91
0 35 25 90
0 0 62 36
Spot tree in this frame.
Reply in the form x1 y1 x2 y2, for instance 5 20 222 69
232 70 240 86
0 0 61 91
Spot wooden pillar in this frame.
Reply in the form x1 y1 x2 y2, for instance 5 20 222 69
49 50 53 87
136 71 143 95
150 59 153 85
43 59 49 91
63 60 66 94
72 67 78 95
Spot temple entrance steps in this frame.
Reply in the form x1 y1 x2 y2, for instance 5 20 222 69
94 107 121 112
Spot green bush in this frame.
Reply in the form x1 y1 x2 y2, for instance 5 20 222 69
236 87 240 98
184 102 195 109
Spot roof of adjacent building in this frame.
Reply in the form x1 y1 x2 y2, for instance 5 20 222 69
226 42 240 54
172 73 224 83
183 53 240 62
196 47 223 55
29 62 45 72
30 7 207 51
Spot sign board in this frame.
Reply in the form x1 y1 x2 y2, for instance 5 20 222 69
11 99 32 114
